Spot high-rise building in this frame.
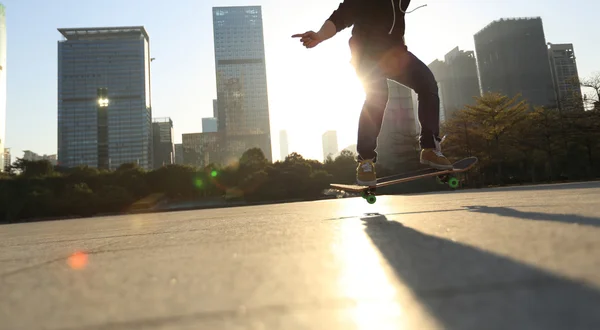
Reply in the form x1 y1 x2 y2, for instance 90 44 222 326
213 6 272 163
152 117 174 169
377 81 417 170
322 130 338 162
0 4 6 172
474 17 556 108
202 117 218 133
212 99 218 118
547 43 583 110
57 26 153 170
279 130 288 161
429 47 481 120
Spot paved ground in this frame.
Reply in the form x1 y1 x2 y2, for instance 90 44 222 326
1 181 599 330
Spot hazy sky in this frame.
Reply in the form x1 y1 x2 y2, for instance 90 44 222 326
2 0 598 162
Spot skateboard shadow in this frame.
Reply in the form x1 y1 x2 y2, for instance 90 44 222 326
360 216 600 329
463 205 600 228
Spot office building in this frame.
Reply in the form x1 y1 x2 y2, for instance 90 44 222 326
202 117 218 133
213 6 272 163
547 43 583 110
322 130 338 162
279 130 288 161
474 17 556 108
57 26 153 170
0 4 6 172
213 99 218 118
152 117 174 169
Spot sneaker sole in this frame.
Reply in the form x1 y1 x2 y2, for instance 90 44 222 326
420 159 454 170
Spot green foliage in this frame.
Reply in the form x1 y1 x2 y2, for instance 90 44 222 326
442 91 600 186
0 148 362 223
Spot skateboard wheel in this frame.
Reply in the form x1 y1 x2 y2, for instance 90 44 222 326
366 195 377 204
448 177 459 189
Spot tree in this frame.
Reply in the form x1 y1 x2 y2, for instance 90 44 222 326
444 92 529 184
579 72 600 110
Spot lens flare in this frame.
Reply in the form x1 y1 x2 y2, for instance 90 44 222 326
67 251 88 270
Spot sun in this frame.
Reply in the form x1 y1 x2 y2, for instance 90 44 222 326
269 40 367 160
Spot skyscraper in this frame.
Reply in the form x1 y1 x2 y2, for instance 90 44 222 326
213 99 218 118
322 130 338 162
429 47 481 120
279 130 288 161
474 17 556 108
0 4 6 172
152 117 174 169
547 43 583 110
57 26 153 170
213 6 272 163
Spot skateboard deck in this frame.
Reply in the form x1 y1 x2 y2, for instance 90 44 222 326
330 156 478 204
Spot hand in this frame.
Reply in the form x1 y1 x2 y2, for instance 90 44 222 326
291 31 323 49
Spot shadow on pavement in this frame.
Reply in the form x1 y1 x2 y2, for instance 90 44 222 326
464 205 600 228
360 215 600 330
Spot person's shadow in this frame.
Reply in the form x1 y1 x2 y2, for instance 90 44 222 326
360 214 600 329
464 205 600 228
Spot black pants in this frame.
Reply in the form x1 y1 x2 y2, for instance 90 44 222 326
354 47 440 162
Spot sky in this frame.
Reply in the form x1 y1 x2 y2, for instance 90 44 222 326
1 0 598 162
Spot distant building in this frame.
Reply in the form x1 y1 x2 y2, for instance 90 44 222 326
429 47 481 120
174 143 183 164
213 6 272 163
377 81 417 170
182 132 220 168
322 130 338 162
547 43 583 110
57 26 153 170
279 130 289 161
474 17 556 108
3 147 10 171
0 5 7 172
152 117 174 169
23 150 57 166
202 117 218 133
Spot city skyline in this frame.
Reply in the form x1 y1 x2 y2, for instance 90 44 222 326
1 0 599 164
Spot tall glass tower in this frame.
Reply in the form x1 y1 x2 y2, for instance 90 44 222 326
57 26 152 170
213 6 272 163
0 4 6 171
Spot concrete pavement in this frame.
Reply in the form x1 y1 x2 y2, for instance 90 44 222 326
1 181 599 329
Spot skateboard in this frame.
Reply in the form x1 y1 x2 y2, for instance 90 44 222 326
330 157 478 204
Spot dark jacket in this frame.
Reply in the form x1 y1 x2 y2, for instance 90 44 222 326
327 0 411 60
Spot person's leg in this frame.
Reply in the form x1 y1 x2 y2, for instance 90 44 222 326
386 50 452 169
354 60 389 185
